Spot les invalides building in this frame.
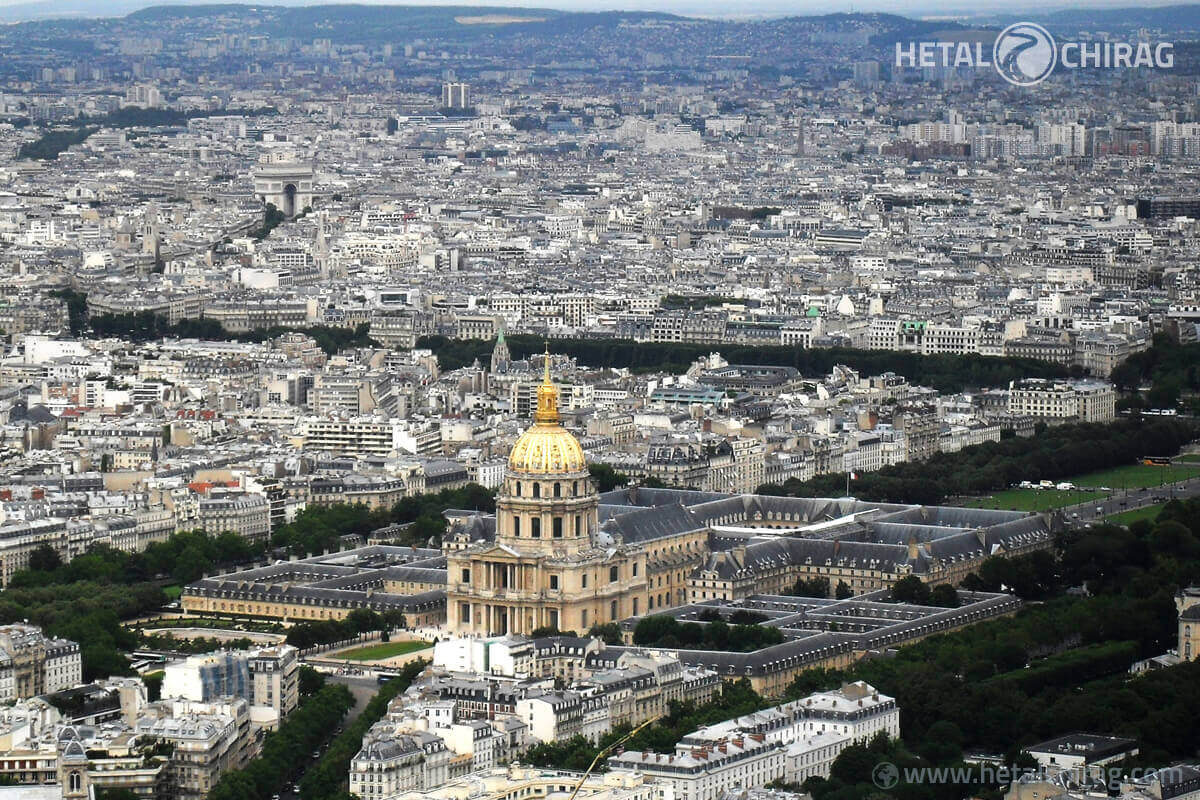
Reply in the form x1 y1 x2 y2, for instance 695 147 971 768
446 357 647 636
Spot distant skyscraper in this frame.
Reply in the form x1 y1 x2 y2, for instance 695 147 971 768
853 60 880 88
123 83 161 109
442 82 470 110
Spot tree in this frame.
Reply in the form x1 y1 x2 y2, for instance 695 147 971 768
929 584 961 608
835 580 853 599
299 666 326 697
588 623 623 645
890 575 931 605
28 545 62 573
382 610 408 630
170 545 210 586
729 610 768 625
208 683 354 800
96 790 140 800
143 671 163 702
1149 521 1200 560
919 720 964 764
344 608 383 634
589 463 629 493
791 576 830 598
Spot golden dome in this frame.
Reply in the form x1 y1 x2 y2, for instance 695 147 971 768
507 349 588 475
508 424 588 475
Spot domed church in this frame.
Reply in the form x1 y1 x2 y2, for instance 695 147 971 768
446 354 647 636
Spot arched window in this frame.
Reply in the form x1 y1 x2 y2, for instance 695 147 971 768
532 484 541 498
575 516 582 537
69 773 81 792
610 600 618 620
552 517 563 538
573 481 579 495
515 481 522 497
513 517 521 537
531 518 541 538
553 483 561 498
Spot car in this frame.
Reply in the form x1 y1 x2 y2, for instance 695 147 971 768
1056 482 1075 491
1099 487 1112 492
1018 481 1034 489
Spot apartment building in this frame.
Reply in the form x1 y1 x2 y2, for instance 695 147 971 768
609 735 784 800
162 646 300 727
300 418 410 456
1007 379 1116 423
0 518 95 587
377 765 659 800
349 730 452 799
0 625 82 701
134 702 250 800
515 691 584 743
197 492 270 544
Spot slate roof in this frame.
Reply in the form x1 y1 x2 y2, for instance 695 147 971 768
599 503 706 544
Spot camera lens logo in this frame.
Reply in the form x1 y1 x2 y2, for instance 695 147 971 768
873 762 900 790
993 22 1057 86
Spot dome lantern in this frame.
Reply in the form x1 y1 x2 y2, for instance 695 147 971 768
507 349 588 476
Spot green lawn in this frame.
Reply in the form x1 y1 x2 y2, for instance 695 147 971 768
1104 504 1166 526
1067 463 1200 490
963 488 1105 512
336 640 432 661
1177 454 1200 463
962 463 1200 512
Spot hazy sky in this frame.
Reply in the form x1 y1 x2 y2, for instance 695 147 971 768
0 0 1183 17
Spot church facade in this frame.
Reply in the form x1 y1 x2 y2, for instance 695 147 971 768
446 357 647 637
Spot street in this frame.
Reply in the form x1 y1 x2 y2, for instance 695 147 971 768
274 673 383 800
1062 474 1200 522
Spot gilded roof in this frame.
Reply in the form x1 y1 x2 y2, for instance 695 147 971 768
508 423 588 475
507 350 588 476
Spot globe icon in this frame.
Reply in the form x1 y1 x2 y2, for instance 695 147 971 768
994 22 1058 86
873 762 901 790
